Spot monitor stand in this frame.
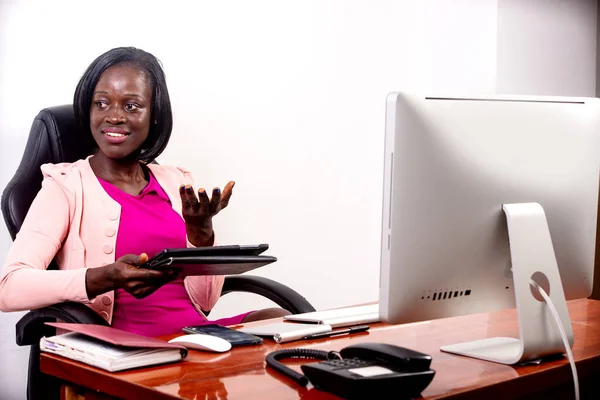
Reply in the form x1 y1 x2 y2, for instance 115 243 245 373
440 202 574 365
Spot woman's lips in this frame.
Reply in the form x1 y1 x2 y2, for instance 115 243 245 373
102 129 130 144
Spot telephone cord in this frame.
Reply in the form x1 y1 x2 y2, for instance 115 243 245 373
529 278 579 400
265 348 341 386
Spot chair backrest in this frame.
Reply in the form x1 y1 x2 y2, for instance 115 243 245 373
1 105 94 240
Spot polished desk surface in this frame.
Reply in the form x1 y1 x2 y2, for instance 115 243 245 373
41 299 600 400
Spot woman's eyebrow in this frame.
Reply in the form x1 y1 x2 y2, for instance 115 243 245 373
92 91 144 99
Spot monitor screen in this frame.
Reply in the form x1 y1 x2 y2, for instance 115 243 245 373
379 93 600 326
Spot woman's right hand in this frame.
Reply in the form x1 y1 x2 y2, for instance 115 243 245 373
85 254 178 300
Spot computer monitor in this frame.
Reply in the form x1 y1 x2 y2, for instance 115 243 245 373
379 92 600 365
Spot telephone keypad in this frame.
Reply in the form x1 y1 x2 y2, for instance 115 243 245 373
323 358 374 369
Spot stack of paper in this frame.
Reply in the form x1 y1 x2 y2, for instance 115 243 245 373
238 304 380 344
239 323 333 343
40 323 187 372
283 304 380 328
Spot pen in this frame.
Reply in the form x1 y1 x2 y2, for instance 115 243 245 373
303 325 370 340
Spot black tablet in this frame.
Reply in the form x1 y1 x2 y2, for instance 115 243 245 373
144 255 277 276
144 244 269 269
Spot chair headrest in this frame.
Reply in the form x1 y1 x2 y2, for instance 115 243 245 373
1 105 95 239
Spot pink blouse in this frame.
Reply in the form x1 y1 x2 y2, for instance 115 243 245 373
97 168 250 337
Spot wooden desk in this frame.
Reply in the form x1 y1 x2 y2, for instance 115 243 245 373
42 299 600 400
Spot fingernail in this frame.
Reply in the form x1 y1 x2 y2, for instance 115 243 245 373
214 188 220 194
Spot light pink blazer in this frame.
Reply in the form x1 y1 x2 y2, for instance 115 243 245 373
0 157 224 323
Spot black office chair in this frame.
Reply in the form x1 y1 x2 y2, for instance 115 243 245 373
1 105 315 400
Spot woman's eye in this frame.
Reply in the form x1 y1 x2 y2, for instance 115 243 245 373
95 101 108 109
125 103 140 111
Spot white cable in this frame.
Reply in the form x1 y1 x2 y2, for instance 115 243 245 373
529 278 579 400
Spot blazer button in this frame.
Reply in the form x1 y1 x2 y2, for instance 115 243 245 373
108 211 119 221
102 244 113 254
102 296 112 306
105 227 116 237
100 311 109 321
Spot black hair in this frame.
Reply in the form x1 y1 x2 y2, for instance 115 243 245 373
73 47 173 163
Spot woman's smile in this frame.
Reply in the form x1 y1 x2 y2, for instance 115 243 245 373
102 127 131 144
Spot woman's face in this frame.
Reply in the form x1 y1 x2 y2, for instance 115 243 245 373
89 64 153 160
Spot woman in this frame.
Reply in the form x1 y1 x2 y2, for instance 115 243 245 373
0 47 289 337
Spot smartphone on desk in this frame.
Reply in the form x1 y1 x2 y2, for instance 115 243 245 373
182 324 263 347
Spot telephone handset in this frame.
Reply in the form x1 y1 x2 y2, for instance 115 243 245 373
266 342 435 400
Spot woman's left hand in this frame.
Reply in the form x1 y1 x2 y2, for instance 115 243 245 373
179 181 235 247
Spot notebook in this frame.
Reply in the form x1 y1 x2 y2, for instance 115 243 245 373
283 304 380 328
40 323 187 372
238 322 333 343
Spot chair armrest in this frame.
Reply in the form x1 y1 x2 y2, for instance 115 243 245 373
221 275 316 315
16 301 108 346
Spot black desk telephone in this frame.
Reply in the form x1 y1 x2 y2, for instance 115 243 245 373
266 342 435 399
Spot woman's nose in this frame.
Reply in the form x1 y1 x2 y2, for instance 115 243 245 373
107 107 126 123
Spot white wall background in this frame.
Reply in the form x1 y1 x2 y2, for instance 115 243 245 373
497 0 597 96
0 0 596 399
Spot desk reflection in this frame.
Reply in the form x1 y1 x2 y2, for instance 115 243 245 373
178 378 228 400
265 366 310 398
172 355 328 399
177 363 265 400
